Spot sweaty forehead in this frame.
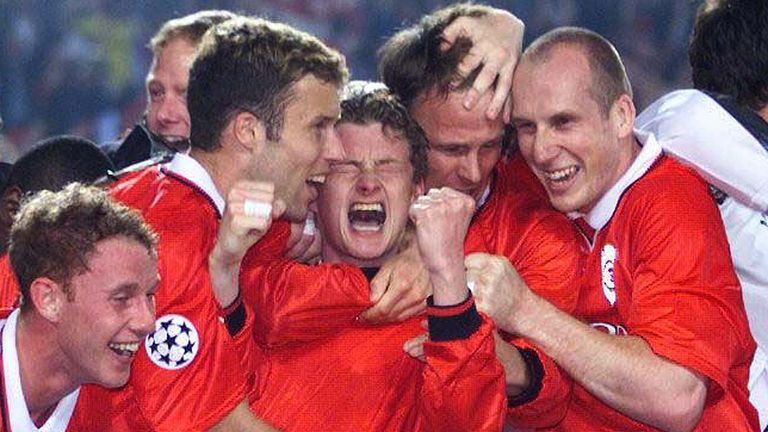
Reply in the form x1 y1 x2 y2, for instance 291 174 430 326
338 123 409 161
412 91 504 144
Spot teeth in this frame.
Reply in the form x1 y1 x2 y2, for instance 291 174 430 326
307 175 326 185
350 202 383 212
545 166 578 182
351 223 382 232
109 342 140 354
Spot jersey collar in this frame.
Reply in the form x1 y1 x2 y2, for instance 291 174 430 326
164 153 226 215
2 309 79 432
571 130 663 231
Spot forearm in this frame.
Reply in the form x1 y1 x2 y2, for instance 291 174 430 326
209 400 279 432
511 292 707 432
209 253 241 308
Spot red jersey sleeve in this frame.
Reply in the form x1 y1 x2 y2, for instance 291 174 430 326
0 255 20 309
623 167 755 397
107 173 248 431
418 296 507 431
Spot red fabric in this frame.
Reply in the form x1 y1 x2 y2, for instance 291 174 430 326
466 153 584 428
239 259 506 431
0 255 19 309
547 157 758 431
68 166 288 431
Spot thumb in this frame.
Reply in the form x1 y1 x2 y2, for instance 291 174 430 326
369 268 391 302
271 199 287 220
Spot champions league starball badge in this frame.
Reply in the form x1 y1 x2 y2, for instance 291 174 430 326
146 314 200 370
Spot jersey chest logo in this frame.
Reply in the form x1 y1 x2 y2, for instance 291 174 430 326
600 244 617 306
145 314 199 370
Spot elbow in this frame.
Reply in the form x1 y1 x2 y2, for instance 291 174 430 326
656 379 707 432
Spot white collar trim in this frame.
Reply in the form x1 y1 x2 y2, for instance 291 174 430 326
165 153 226 214
2 309 79 432
571 130 663 230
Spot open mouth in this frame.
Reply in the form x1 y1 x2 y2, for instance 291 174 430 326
108 341 140 358
306 175 326 188
544 165 580 184
348 202 386 232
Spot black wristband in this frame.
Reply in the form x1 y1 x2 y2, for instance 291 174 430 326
507 347 544 407
222 292 247 337
427 294 481 342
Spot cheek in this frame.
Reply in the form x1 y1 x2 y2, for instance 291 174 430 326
426 154 455 180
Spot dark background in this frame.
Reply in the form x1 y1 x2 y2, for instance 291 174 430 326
0 0 699 161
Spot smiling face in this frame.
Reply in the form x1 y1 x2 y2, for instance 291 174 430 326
57 236 158 388
511 45 637 214
318 122 421 267
253 75 343 222
145 37 197 148
411 90 504 203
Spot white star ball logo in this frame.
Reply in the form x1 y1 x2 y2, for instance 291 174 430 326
145 314 200 370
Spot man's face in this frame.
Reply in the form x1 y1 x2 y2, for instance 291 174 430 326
411 91 504 203
57 237 158 388
317 122 420 266
511 46 635 214
254 75 343 222
145 37 197 147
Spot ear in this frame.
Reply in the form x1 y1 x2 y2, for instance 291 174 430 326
611 94 636 140
231 111 268 155
1 186 23 222
28 277 66 323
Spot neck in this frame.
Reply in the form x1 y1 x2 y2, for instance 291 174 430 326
320 245 396 269
15 312 79 426
189 147 242 200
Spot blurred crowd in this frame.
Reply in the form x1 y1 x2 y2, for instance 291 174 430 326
0 0 696 162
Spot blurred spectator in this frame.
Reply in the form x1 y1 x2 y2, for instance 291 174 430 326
0 135 114 254
0 0 697 159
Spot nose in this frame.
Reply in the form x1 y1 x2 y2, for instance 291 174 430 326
355 169 382 196
530 129 559 166
156 96 186 126
457 151 482 184
322 127 345 164
133 294 157 339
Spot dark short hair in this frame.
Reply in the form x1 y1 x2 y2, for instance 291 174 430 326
9 183 157 311
689 0 768 111
339 81 429 183
188 17 348 151
148 10 238 55
378 3 495 110
3 135 114 195
523 27 633 116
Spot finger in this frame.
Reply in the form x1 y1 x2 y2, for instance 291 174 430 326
464 252 495 271
403 334 428 362
503 96 512 123
368 267 391 303
271 199 286 220
486 62 515 120
394 298 427 322
465 53 504 111
457 51 483 81
440 17 468 48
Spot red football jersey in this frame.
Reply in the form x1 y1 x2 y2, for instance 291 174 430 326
465 153 584 428
542 136 758 430
0 256 19 310
69 154 288 431
239 259 507 431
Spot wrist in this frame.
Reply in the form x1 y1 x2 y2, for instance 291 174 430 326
429 264 467 306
